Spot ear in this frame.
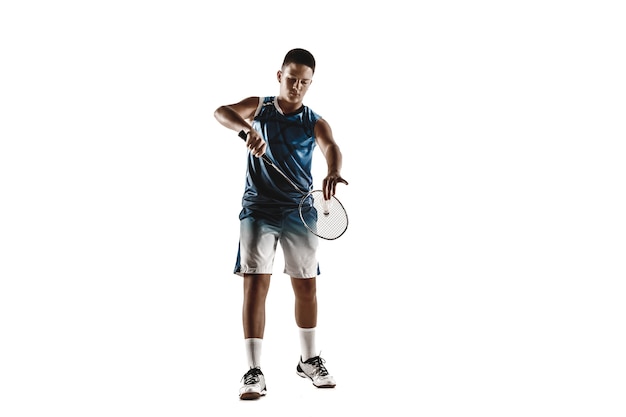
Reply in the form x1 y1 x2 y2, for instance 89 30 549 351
277 70 282 83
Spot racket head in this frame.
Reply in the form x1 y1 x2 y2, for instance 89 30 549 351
299 190 349 240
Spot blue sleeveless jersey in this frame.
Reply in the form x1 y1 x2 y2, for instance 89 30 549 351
242 96 321 212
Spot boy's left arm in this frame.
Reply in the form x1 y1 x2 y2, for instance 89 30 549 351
314 119 348 200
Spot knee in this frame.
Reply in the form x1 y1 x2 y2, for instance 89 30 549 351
244 274 271 300
293 279 317 302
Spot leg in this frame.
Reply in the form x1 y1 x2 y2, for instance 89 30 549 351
292 276 318 361
291 276 317 329
292 276 336 388
283 212 335 387
239 274 271 400
243 273 271 338
236 211 277 400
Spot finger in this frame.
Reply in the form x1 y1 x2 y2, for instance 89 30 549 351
327 182 336 199
255 143 266 157
322 179 331 200
248 141 261 156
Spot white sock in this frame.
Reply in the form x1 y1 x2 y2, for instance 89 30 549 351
245 338 263 369
299 327 317 362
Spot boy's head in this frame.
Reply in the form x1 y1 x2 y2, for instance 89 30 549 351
282 48 316 74
277 48 316 109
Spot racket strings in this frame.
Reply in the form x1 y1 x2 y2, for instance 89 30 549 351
300 191 348 240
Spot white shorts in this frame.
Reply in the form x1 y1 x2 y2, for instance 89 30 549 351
234 207 320 278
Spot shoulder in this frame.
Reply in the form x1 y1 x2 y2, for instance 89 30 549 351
256 96 281 114
314 117 332 136
224 96 261 120
233 96 261 108
302 105 322 125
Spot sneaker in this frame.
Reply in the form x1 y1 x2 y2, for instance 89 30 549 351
296 355 336 388
239 367 267 400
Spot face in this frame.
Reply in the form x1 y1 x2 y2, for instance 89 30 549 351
277 63 314 107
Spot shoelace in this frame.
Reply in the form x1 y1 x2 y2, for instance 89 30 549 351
304 356 329 376
242 367 262 384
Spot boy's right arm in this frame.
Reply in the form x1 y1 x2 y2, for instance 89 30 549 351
214 97 266 157
214 96 259 133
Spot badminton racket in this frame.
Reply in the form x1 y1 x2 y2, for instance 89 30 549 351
239 131 348 240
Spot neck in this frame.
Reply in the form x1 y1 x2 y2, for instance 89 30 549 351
277 97 303 115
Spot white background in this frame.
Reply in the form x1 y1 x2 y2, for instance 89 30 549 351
1 1 625 416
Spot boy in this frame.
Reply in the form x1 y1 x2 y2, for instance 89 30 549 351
214 48 348 400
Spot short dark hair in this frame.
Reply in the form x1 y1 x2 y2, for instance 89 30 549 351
282 48 316 73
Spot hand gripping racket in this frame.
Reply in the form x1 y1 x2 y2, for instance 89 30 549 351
239 131 348 240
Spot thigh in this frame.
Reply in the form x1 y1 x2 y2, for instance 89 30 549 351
236 213 281 275
280 209 319 278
